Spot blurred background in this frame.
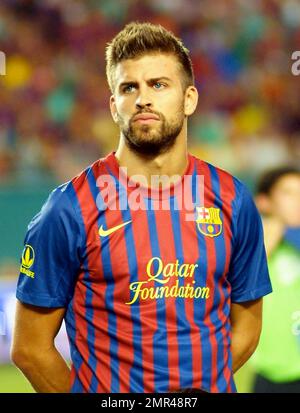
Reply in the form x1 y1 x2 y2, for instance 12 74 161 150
0 0 299 393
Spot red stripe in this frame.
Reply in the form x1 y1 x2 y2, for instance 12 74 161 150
71 172 94 391
197 161 220 392
215 168 236 392
154 200 180 391
102 187 135 392
177 173 203 389
72 162 112 392
130 203 157 392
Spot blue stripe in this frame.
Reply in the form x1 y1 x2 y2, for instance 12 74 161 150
228 179 242 392
104 165 144 392
85 169 120 392
65 297 84 393
227 178 239 392
66 182 96 392
192 165 212 392
169 195 194 388
207 164 233 392
145 197 169 392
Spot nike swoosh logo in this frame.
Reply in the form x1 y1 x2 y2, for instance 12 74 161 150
99 220 132 237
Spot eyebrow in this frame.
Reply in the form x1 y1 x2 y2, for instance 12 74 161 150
118 77 173 91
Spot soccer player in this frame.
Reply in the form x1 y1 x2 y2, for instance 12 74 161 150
11 22 272 393
251 167 300 392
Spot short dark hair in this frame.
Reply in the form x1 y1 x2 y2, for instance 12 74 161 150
256 166 300 195
105 21 194 93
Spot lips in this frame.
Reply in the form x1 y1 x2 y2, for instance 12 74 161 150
133 113 160 121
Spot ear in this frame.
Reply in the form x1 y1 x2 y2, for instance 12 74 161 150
110 95 118 123
184 86 198 116
255 194 272 215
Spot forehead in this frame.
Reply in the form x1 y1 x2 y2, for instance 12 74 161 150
114 53 181 84
274 174 300 190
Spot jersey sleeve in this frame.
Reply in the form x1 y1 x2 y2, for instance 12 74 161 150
228 183 272 303
16 185 82 308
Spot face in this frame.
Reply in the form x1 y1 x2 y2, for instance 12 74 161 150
110 53 198 156
264 174 300 227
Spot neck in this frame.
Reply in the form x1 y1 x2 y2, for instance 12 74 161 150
115 127 189 188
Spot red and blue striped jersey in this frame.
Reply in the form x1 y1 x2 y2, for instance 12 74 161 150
17 151 272 393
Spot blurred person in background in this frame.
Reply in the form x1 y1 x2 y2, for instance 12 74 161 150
251 166 300 393
10 22 272 393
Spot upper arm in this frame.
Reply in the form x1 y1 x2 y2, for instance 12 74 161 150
229 183 272 302
230 298 263 338
12 300 65 358
17 186 81 308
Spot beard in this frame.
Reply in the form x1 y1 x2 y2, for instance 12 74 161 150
116 104 185 157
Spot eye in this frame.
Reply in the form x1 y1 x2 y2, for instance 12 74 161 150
123 84 136 93
153 82 165 89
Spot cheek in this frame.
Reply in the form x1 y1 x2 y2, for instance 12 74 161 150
162 95 185 117
274 194 300 218
116 101 127 116
286 196 300 218
115 100 133 121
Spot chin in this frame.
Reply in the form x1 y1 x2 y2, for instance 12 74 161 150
133 131 162 143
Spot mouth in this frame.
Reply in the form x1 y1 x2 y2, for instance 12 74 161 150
133 113 160 124
134 118 159 125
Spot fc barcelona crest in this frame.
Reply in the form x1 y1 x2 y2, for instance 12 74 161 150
196 207 223 237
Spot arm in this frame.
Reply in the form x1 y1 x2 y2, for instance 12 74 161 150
261 216 284 257
11 300 71 393
230 298 262 373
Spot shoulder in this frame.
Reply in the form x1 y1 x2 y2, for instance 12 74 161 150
190 153 247 202
65 154 113 198
42 155 113 231
51 155 110 203
32 158 105 227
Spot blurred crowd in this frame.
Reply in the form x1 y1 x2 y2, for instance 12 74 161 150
0 0 300 187
1 1 300 392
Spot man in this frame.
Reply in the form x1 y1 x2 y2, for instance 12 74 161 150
11 22 272 393
251 167 300 393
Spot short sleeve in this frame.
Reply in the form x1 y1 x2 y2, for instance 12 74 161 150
16 185 82 308
228 183 272 303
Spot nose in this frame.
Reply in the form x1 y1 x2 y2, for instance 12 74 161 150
135 86 152 110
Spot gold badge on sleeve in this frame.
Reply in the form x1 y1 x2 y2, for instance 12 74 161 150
20 244 35 278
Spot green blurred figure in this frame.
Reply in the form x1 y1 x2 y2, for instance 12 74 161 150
251 167 300 393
